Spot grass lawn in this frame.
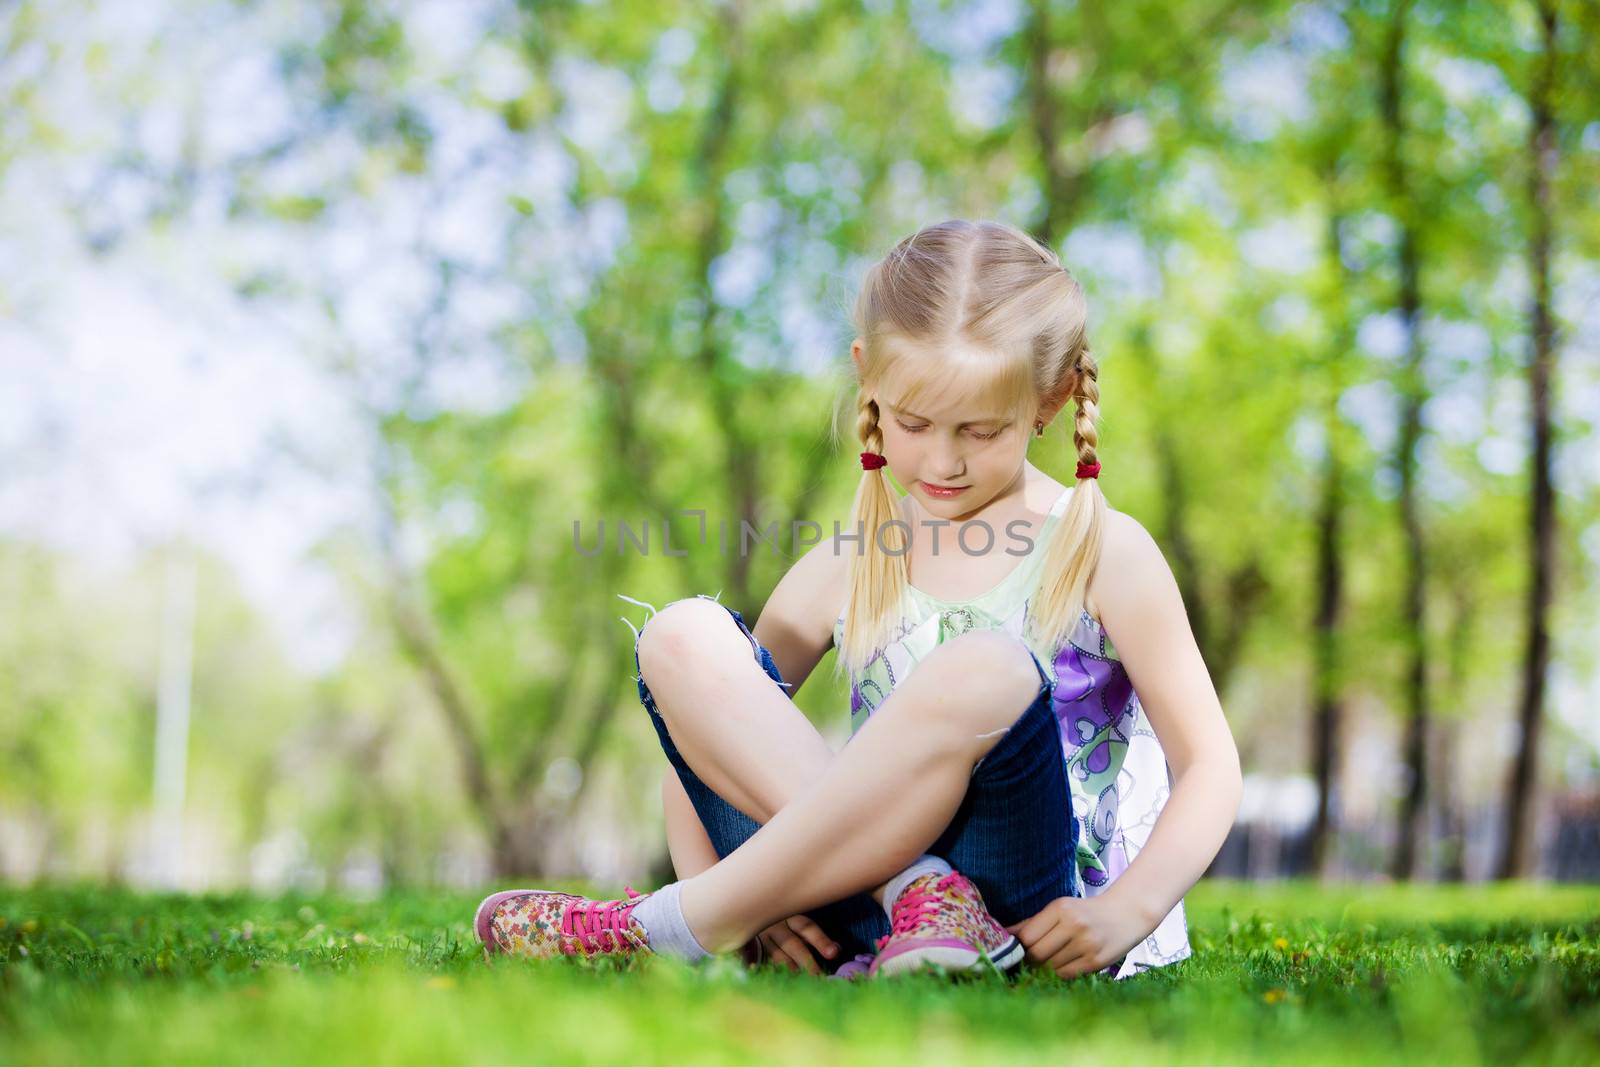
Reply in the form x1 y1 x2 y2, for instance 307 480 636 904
1 880 1596 1065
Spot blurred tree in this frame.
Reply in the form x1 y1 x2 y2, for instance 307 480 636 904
4 0 1599 889
1376 0 1434 882
1499 0 1561 880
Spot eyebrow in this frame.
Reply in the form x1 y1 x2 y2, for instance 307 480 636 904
886 404 1012 428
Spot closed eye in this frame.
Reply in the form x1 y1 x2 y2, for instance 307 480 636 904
895 420 1002 440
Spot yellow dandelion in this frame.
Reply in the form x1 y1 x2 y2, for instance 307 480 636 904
1273 937 1289 950
1263 989 1287 1004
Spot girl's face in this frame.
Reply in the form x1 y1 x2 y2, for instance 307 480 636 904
877 394 1029 522
851 337 1035 523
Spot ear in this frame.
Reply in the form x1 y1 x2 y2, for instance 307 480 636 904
1036 397 1069 428
850 337 864 374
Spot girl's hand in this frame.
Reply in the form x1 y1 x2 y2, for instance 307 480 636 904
1004 894 1149 979
751 914 839 975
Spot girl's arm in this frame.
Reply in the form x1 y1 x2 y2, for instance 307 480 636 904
1089 508 1243 932
662 766 721 879
750 536 848 697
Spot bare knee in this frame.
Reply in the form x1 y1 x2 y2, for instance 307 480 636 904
917 630 1044 735
636 596 746 688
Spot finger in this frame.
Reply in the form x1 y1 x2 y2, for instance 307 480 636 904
786 914 838 958
1044 943 1093 979
1059 953 1108 980
761 932 803 972
757 934 790 971
1025 923 1075 966
1005 916 1053 962
775 932 823 975
1007 909 1051 946
763 932 798 971
772 947 803 972
786 915 839 960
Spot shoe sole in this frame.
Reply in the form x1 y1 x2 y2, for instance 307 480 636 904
869 934 1024 978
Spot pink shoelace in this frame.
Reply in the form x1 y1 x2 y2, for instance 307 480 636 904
875 871 967 952
560 885 646 955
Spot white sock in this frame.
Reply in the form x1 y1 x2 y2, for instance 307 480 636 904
881 854 953 917
630 881 711 962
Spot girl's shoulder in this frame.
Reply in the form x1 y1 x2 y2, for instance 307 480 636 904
1085 505 1177 630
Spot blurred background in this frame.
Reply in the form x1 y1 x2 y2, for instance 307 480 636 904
1 0 1597 899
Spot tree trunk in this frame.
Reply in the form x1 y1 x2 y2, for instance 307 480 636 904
1498 0 1560 881
1433 579 1476 882
1435 724 1466 883
1308 379 1345 874
367 429 518 877
1379 0 1430 882
1310 197 1353 877
386 583 517 874
1026 0 1080 244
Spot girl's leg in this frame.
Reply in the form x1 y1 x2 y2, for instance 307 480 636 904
923 674 1081 925
633 595 891 957
637 596 843 838
667 626 1050 953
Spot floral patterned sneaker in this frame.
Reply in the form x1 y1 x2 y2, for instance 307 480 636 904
868 870 1023 978
474 886 654 961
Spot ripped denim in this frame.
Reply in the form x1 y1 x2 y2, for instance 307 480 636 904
622 592 1080 968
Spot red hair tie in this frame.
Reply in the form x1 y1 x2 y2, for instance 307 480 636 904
860 451 888 471
1076 461 1101 480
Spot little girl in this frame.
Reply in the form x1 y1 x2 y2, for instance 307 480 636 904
474 219 1241 980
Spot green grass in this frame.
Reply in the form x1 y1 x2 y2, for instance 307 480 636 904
2 881 1597 1065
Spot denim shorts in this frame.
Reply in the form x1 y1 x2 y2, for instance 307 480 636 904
632 593 1080 968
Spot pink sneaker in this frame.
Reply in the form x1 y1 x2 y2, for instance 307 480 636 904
867 870 1023 978
474 886 655 961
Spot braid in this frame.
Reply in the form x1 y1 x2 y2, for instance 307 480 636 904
857 395 884 454
1027 336 1108 653
1072 344 1100 470
834 386 907 680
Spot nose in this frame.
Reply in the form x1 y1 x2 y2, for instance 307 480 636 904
931 437 966 479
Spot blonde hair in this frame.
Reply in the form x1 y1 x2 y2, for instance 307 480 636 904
830 219 1105 681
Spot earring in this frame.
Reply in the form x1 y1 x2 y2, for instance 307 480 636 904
1034 422 1045 437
